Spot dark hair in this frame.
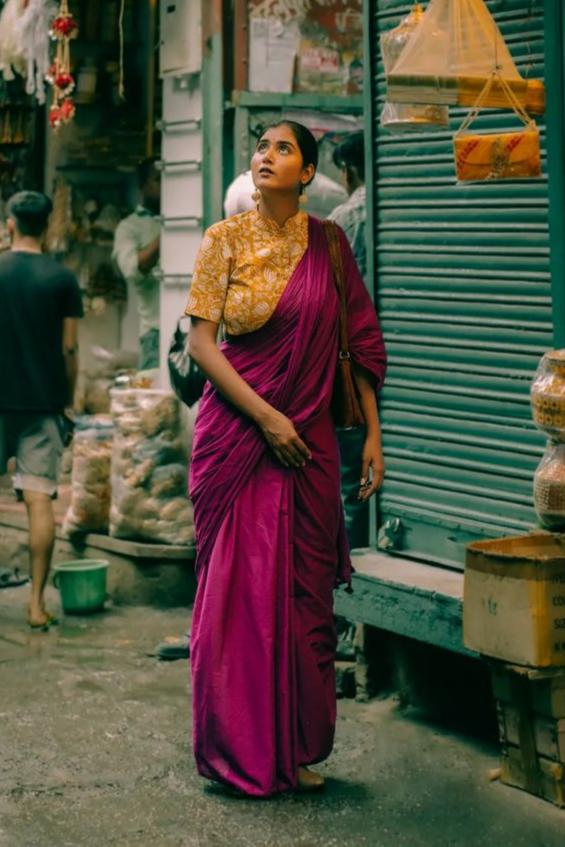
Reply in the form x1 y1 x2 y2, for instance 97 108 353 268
260 120 319 187
333 132 365 181
137 157 159 187
7 191 53 237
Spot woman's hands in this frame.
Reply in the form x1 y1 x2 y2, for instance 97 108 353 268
359 434 385 501
259 409 311 469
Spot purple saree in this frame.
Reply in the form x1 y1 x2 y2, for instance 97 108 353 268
189 216 386 797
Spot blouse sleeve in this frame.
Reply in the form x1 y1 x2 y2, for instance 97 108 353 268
185 225 231 323
337 226 387 390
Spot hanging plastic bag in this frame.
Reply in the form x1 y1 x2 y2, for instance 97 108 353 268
380 4 448 133
387 0 545 115
453 71 541 182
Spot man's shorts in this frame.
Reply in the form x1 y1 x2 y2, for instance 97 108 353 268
0 413 65 499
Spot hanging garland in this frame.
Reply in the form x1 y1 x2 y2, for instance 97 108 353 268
46 0 78 129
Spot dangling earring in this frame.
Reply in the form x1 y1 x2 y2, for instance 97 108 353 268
251 189 261 203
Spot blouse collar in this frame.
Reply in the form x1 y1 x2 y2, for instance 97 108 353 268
253 208 307 236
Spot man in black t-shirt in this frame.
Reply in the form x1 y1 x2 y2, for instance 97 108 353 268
0 191 83 630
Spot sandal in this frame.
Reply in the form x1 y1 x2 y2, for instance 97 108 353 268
297 766 326 792
0 567 29 589
27 606 58 631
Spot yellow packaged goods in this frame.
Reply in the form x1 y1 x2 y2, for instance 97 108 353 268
463 534 565 668
453 71 542 184
531 351 565 441
386 0 545 115
534 444 565 531
454 126 541 182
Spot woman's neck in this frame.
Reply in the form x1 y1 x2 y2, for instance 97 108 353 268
257 193 300 228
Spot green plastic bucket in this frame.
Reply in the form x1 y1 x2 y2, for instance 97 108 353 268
53 559 109 615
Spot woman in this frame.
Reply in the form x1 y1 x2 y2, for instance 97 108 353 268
185 121 387 797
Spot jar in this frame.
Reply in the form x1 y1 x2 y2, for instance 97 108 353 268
531 351 565 441
534 443 565 531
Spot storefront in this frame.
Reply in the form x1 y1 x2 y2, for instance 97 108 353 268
366 0 558 570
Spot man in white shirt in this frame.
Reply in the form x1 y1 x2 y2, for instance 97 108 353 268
224 168 347 219
113 159 161 369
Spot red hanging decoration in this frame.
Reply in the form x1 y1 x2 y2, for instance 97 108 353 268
47 0 78 130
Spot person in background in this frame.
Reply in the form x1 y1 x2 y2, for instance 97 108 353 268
329 132 367 283
113 157 161 370
329 132 371 658
0 191 83 629
224 165 347 220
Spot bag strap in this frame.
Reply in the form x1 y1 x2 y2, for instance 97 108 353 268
322 220 350 358
456 70 534 137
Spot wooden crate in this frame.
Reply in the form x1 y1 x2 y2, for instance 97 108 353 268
501 746 565 808
490 663 565 718
490 662 565 807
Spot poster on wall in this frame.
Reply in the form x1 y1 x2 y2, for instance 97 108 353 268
248 0 363 96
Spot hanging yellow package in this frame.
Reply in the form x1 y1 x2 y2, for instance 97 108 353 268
453 72 541 182
387 0 545 115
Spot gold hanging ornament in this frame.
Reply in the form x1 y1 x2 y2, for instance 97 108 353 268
47 0 79 130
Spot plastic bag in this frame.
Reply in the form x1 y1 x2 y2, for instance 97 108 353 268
534 443 565 531
387 0 545 114
62 415 114 536
82 346 138 414
531 351 565 442
453 72 541 182
380 5 448 133
109 388 194 547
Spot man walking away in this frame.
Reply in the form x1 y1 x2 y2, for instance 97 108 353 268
113 158 161 370
0 191 83 629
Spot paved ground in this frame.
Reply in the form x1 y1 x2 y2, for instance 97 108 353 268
1 585 564 847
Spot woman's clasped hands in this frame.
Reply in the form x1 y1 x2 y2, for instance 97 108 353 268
260 409 312 469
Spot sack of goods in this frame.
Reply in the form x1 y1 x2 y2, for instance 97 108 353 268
109 388 194 547
62 415 114 536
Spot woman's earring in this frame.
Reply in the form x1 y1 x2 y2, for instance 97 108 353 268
251 189 261 203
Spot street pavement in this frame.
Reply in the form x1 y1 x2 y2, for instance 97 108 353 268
1 585 564 847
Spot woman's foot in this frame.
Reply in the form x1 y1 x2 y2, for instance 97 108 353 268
27 604 58 630
297 766 325 792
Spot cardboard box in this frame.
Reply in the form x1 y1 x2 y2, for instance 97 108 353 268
464 534 565 667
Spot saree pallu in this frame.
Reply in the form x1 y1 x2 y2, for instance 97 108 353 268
189 217 386 797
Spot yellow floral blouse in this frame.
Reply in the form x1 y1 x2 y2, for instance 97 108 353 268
185 209 309 335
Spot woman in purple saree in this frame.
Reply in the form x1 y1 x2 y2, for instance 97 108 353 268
186 122 386 797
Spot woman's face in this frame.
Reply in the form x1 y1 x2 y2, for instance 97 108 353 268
251 125 315 196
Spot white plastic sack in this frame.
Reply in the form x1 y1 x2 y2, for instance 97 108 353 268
387 0 544 113
63 415 114 536
109 389 194 547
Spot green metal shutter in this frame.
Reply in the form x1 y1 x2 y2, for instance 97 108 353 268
372 0 552 568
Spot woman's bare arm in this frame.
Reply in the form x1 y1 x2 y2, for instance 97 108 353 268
189 317 311 468
353 364 385 500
